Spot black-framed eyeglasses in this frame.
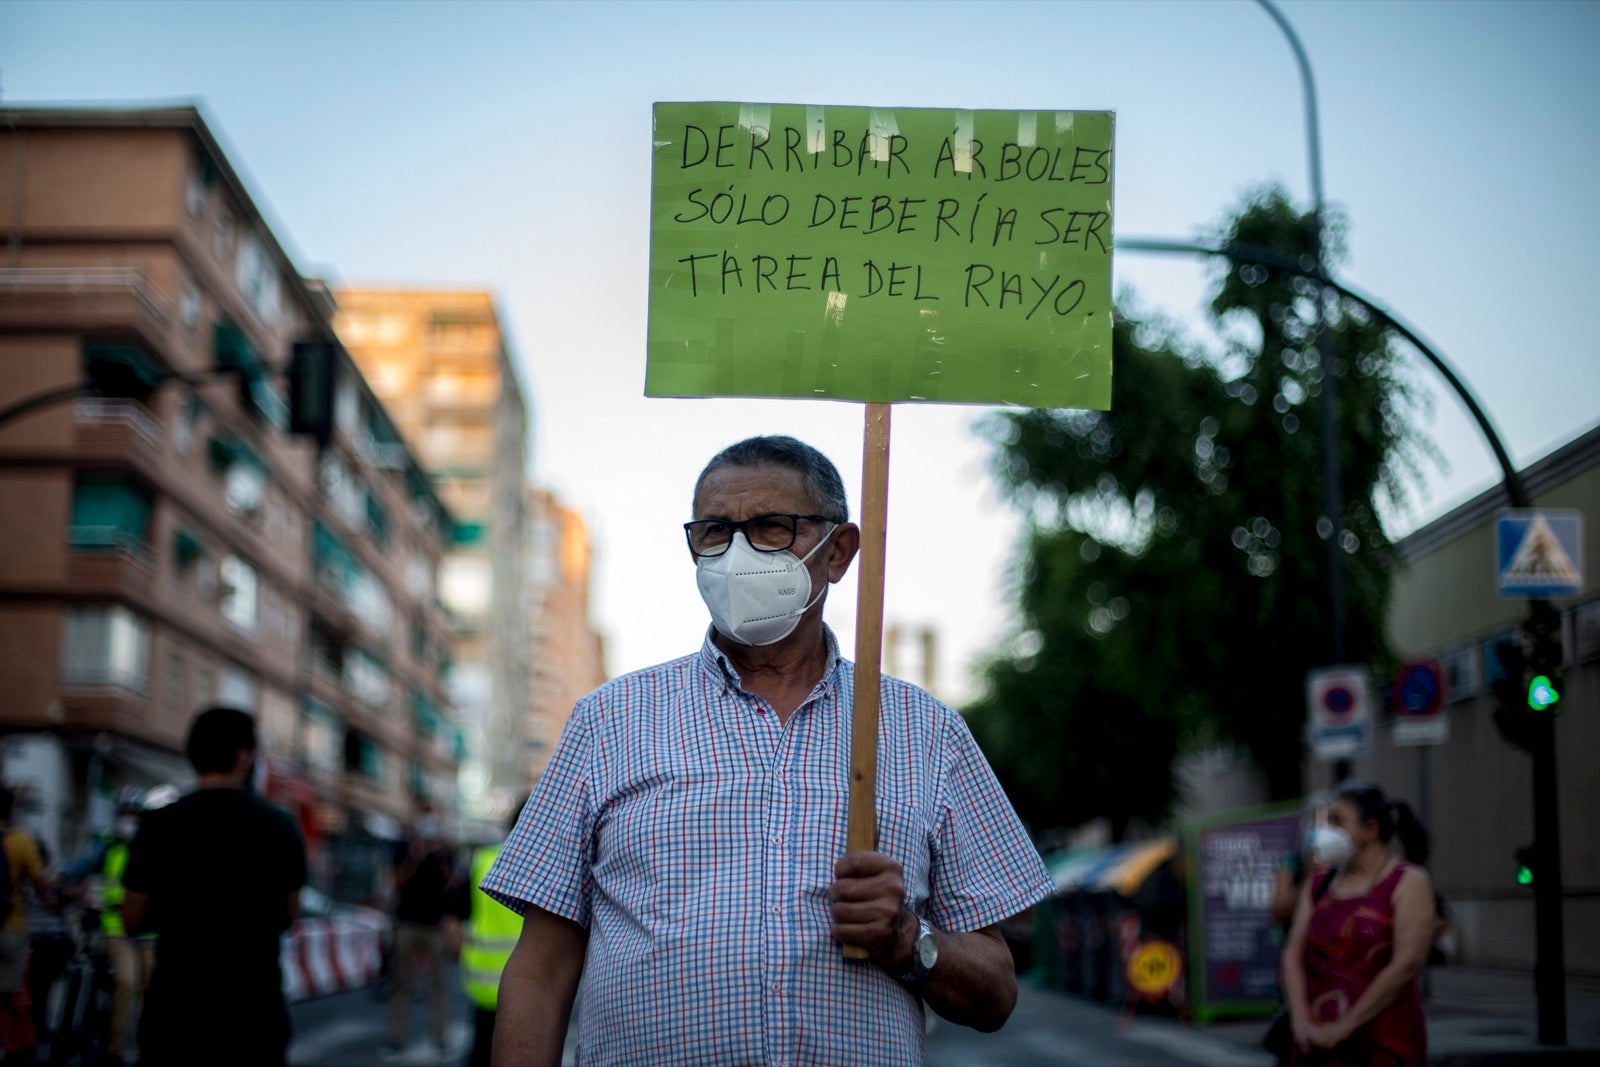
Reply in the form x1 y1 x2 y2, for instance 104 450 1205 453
684 513 837 559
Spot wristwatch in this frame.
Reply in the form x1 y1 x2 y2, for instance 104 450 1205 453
895 916 938 983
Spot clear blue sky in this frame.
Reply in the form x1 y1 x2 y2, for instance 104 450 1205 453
5 0 1597 698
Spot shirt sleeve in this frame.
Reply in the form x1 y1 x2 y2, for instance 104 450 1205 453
480 695 598 926
925 712 1054 933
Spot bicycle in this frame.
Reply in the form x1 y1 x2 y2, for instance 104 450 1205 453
44 904 114 1067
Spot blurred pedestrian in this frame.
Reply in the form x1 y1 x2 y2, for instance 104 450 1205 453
64 789 158 1066
482 436 1052 1067
456 806 524 1067
121 707 307 1067
1264 794 1338 1063
0 786 48 1065
384 804 454 1059
24 842 71 1049
1281 781 1433 1066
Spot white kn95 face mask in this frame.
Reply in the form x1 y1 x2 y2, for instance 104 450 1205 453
696 528 835 646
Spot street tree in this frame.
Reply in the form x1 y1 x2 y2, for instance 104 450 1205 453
965 185 1435 833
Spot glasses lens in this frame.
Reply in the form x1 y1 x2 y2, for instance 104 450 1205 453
686 520 732 557
745 514 798 551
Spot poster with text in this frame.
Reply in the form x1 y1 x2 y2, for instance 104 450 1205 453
1185 804 1302 1022
647 102 1115 407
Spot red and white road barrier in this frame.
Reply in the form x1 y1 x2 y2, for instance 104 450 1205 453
281 912 388 1003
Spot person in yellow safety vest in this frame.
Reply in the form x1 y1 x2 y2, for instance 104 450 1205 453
457 841 523 1067
100 793 156 1067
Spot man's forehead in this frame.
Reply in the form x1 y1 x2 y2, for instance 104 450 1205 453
694 463 810 513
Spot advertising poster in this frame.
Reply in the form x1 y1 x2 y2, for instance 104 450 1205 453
1185 802 1302 1022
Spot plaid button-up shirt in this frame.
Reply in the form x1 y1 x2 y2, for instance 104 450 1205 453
482 627 1052 1066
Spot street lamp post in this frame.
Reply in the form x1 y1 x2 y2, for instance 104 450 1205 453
1248 2 1566 1043
1254 0 1349 782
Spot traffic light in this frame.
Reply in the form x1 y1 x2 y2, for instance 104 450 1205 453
1492 640 1537 753
1516 845 1538 887
1528 675 1561 712
287 340 337 447
1523 603 1564 712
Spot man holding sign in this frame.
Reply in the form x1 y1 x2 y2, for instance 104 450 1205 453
482 436 1051 1066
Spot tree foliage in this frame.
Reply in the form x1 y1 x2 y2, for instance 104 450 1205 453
965 186 1433 835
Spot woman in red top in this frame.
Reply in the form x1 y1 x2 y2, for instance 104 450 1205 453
1282 782 1434 1066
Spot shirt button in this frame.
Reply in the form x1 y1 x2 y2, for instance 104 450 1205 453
771 905 781 915
755 707 767 716
771 833 783 845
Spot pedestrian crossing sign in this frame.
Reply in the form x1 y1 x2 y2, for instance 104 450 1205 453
1497 509 1583 598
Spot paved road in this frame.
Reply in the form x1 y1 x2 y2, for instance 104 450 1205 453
287 972 1272 1067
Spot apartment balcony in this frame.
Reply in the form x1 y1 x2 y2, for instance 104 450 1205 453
65 530 156 599
0 267 172 346
73 398 165 473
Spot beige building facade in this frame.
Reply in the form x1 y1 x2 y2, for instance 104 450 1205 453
333 289 531 824
0 106 458 899
1177 426 1599 974
526 487 607 782
1367 426 1599 973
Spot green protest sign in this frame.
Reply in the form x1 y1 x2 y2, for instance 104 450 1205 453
646 101 1115 408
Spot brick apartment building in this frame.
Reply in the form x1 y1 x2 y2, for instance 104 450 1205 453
333 288 533 825
526 487 606 782
0 105 458 899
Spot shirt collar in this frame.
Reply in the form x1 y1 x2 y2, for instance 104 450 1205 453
697 624 844 700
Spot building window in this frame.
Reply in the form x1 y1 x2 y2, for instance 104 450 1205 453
68 476 152 557
223 454 268 519
365 492 390 548
1570 597 1600 663
195 663 216 705
343 730 388 786
175 394 204 456
185 170 207 217
218 662 256 711
260 688 296 760
344 648 391 708
180 286 201 330
1439 644 1477 703
215 210 234 258
1481 630 1521 692
166 649 186 712
440 556 491 617
62 606 151 693
235 232 280 328
218 554 258 632
303 698 341 774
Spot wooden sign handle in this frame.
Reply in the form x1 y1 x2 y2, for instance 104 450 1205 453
844 401 891 959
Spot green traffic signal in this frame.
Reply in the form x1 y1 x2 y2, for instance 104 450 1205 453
1515 845 1538 887
1527 674 1561 711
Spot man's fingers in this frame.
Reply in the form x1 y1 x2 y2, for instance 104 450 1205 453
830 898 898 925
827 875 902 903
834 850 900 879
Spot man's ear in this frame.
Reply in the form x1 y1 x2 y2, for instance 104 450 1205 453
827 523 861 583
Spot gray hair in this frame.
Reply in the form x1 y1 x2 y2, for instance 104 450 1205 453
694 436 850 522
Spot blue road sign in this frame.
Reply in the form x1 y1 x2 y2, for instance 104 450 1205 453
1497 510 1583 598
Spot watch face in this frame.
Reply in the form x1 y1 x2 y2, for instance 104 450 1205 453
916 925 938 968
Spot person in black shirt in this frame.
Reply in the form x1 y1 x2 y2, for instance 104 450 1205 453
385 804 455 1058
122 706 307 1067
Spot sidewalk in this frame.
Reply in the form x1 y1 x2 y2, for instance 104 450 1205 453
1201 967 1600 1066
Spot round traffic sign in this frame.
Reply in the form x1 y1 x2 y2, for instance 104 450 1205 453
1126 939 1182 998
1395 660 1444 718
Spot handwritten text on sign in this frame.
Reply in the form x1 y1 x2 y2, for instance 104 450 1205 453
646 103 1115 407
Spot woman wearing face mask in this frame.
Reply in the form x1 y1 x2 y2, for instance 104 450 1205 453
1282 782 1433 1066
